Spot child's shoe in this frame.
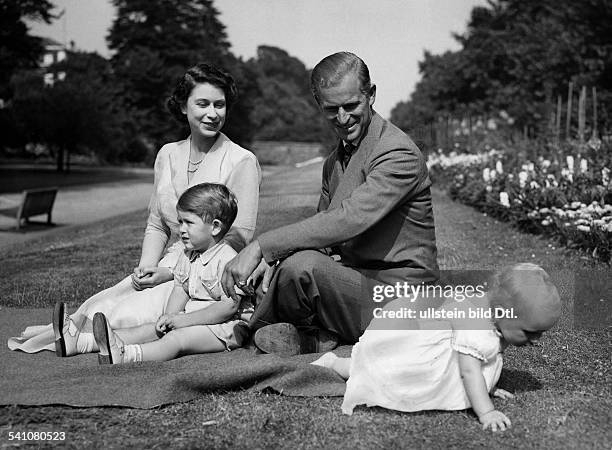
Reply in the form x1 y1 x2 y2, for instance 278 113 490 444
93 312 125 364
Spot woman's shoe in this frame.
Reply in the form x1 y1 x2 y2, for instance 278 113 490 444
52 302 67 357
93 312 124 364
52 302 85 357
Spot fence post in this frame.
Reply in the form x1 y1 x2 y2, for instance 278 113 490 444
592 86 598 139
566 81 573 140
468 115 472 152
578 85 586 145
555 95 562 148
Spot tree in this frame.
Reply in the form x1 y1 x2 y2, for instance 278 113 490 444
11 51 123 171
247 46 335 143
107 0 256 157
0 0 54 101
391 0 612 137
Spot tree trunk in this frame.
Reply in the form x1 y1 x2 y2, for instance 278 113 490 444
56 147 65 172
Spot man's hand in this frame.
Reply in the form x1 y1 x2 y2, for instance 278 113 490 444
246 259 277 294
132 266 173 291
479 410 512 432
222 240 264 301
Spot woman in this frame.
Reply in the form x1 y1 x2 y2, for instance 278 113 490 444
8 63 261 355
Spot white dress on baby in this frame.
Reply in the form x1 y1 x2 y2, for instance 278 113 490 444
341 321 503 415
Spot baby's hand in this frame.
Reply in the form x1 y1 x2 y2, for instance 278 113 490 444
492 388 515 400
479 410 511 432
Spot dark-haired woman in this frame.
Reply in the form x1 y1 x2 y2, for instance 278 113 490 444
9 63 261 355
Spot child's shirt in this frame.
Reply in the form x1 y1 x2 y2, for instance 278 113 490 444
172 242 238 304
172 241 250 350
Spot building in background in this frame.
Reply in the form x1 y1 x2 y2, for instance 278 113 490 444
40 37 67 86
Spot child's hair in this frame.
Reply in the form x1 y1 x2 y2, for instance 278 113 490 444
177 183 238 236
490 263 561 327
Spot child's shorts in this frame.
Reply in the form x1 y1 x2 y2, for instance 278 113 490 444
184 300 248 350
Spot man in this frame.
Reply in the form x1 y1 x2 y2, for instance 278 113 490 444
222 52 438 354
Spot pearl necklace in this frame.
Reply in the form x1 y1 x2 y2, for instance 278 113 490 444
188 138 205 175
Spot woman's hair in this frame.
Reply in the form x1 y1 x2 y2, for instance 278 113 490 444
310 52 372 104
177 183 238 236
166 63 239 123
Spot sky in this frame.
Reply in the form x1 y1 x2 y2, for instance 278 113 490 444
28 0 487 118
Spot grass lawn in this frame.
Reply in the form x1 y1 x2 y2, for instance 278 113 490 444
0 163 610 449
0 167 153 194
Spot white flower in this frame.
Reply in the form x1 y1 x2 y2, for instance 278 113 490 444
541 159 551 169
499 192 510 207
519 171 528 188
593 219 605 229
496 161 503 174
566 155 574 172
576 225 590 232
603 168 610 185
490 170 497 180
528 162 535 172
541 220 551 226
485 185 492 192
540 208 551 214
530 181 540 189
483 168 491 182
580 159 588 173
561 168 573 182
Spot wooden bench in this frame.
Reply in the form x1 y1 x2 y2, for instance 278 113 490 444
0 187 58 230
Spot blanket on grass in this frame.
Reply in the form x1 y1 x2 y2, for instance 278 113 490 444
0 308 349 408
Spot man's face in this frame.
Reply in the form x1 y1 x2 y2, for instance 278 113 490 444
317 72 375 145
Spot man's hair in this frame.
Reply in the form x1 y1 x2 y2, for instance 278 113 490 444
310 52 372 104
167 63 239 123
177 183 238 236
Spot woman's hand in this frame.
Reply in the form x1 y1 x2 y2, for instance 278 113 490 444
132 267 173 290
479 410 512 432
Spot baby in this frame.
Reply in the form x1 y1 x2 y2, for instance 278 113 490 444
312 263 561 432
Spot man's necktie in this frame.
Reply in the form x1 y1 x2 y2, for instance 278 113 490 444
342 143 355 169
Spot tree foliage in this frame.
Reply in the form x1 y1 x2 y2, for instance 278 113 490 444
0 0 54 100
391 0 612 135
11 52 122 171
247 46 335 143
107 0 257 154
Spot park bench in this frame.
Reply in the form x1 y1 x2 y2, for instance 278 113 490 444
0 187 58 230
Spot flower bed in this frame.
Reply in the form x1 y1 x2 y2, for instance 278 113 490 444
428 141 612 263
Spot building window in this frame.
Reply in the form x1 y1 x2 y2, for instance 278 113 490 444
44 73 54 87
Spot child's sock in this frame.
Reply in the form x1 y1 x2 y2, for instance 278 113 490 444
122 344 143 363
310 352 338 369
75 331 97 354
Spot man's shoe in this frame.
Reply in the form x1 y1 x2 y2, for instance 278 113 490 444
253 323 338 357
93 312 124 364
